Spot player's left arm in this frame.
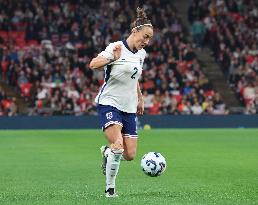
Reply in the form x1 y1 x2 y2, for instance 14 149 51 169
137 82 144 115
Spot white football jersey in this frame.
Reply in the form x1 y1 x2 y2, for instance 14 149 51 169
95 40 146 113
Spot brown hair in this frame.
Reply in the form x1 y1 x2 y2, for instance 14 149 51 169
131 7 152 30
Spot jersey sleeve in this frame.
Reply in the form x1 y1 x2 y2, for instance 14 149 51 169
98 43 115 60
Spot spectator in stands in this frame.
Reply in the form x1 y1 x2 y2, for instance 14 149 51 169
191 18 206 48
243 82 256 106
0 86 18 116
191 101 203 115
142 90 153 112
8 97 18 116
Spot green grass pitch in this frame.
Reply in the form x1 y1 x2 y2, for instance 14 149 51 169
0 129 257 205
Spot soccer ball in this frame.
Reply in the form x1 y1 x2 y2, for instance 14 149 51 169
141 152 167 177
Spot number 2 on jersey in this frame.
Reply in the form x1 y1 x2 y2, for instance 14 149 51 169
131 67 138 79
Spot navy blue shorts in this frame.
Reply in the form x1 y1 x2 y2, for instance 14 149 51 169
97 104 138 137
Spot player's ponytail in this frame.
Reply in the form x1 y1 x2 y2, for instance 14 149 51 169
136 7 148 20
131 7 152 30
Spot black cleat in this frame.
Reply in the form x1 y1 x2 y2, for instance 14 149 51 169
105 188 118 198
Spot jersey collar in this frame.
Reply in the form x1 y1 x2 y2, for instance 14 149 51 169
122 40 138 54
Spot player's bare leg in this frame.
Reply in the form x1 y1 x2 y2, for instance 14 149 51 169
123 137 138 161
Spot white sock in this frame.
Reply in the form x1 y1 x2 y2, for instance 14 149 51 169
105 148 124 190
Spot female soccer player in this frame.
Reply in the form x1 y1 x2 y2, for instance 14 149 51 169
89 7 153 197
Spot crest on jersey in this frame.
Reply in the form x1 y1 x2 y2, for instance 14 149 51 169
106 112 113 120
140 58 142 65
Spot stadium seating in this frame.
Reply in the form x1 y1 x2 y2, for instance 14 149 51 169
0 0 228 115
188 0 258 114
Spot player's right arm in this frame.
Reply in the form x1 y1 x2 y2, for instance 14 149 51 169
89 44 121 70
89 56 113 70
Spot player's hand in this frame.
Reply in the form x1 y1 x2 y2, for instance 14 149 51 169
113 45 122 60
137 98 144 115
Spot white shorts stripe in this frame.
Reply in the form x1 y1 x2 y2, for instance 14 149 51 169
123 134 138 138
103 121 123 129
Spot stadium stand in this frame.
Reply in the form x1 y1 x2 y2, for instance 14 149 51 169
188 0 258 114
0 0 228 115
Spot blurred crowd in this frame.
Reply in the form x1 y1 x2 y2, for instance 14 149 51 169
189 0 258 114
0 0 227 116
0 86 17 116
